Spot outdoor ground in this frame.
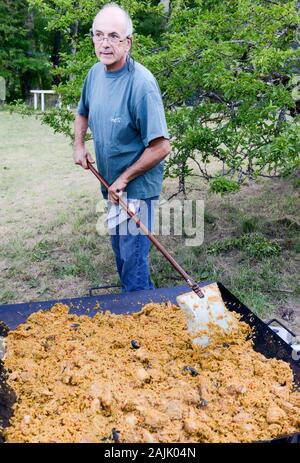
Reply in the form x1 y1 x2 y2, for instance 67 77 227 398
0 111 299 335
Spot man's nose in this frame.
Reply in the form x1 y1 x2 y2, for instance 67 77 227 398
102 39 111 48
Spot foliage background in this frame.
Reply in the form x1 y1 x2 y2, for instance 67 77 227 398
1 0 300 191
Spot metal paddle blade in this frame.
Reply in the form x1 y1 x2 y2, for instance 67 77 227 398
176 282 238 347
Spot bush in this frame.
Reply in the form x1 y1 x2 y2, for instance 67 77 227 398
209 177 240 196
207 233 281 258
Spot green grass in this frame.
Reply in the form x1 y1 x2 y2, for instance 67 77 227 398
31 240 54 262
293 177 300 188
240 215 259 234
0 290 15 305
207 233 282 258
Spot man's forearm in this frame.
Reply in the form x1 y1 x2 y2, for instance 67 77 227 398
74 113 88 147
121 138 171 184
73 113 94 169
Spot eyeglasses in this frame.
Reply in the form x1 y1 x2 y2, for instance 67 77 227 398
91 31 128 44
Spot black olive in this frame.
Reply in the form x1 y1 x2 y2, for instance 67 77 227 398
111 428 120 442
131 340 140 349
70 323 80 329
183 365 199 377
197 398 209 408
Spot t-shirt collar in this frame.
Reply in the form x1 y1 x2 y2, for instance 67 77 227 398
104 61 129 78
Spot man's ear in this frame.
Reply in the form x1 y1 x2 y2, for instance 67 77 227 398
127 36 133 52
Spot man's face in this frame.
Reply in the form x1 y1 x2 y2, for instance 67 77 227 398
93 9 131 72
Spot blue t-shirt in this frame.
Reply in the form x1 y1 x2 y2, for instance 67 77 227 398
77 59 169 199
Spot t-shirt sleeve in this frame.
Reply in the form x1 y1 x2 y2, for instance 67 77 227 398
77 75 89 117
134 89 169 148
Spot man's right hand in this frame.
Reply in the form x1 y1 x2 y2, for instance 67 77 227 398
73 145 95 169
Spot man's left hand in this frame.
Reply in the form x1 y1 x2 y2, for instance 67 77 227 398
108 177 128 203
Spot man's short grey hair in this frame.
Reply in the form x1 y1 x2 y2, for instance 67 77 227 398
92 3 133 37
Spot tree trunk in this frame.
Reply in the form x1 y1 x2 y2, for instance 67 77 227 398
21 11 35 99
159 0 170 14
52 30 62 85
20 72 31 100
69 20 79 82
25 12 35 48
179 160 187 198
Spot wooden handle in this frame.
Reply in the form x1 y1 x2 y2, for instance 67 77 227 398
87 161 204 297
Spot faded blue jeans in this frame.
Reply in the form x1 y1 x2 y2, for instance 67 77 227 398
109 197 158 292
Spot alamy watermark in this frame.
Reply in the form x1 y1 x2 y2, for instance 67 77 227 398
95 194 204 247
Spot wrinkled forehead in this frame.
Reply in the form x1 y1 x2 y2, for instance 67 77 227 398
93 8 127 35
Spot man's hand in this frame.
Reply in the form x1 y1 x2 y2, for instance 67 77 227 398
108 176 128 204
73 145 95 170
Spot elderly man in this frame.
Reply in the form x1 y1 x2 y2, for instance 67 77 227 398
74 3 170 292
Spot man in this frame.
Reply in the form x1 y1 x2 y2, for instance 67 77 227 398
74 3 171 292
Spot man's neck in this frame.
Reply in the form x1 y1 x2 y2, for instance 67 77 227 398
105 55 127 72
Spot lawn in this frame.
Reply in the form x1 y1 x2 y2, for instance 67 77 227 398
0 110 299 333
